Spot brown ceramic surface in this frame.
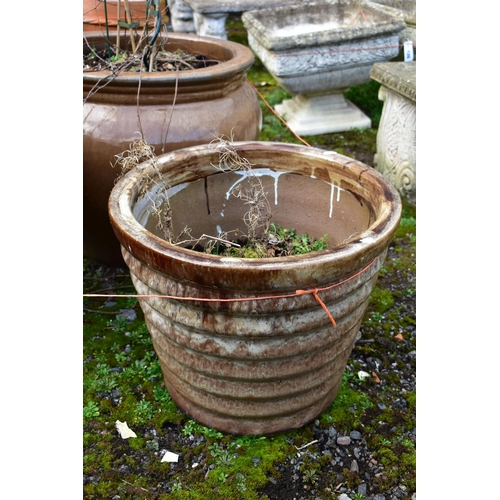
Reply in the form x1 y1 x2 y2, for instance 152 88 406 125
83 32 261 265
108 142 401 435
83 0 164 31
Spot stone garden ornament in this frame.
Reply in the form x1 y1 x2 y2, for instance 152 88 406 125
242 0 407 135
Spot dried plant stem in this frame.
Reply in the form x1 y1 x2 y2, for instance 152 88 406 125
112 136 175 242
123 0 137 52
176 234 242 249
209 133 271 240
116 0 121 55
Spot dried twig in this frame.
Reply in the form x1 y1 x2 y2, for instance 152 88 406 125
295 439 319 451
209 133 271 240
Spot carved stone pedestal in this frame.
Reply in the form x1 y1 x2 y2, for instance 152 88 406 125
370 61 416 204
275 91 371 136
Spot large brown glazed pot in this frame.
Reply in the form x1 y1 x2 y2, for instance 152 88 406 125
83 32 261 266
108 141 401 435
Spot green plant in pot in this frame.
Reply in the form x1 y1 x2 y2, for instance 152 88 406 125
108 140 401 436
83 0 261 266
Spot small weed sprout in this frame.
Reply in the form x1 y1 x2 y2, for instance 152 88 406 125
134 399 155 424
301 464 320 486
171 482 182 492
209 444 235 467
218 471 229 483
83 401 100 420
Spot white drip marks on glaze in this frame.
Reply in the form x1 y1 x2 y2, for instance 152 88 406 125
329 183 342 218
225 169 287 205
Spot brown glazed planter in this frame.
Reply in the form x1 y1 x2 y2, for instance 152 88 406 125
83 32 261 266
108 141 401 435
83 0 165 32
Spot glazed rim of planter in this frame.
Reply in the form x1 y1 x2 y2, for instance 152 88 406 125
109 141 401 288
83 31 255 104
108 141 402 435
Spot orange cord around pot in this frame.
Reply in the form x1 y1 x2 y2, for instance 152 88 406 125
84 258 378 328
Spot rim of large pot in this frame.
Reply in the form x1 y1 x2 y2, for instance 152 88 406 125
83 31 254 87
108 141 402 289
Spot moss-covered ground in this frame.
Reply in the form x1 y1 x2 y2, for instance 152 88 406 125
83 15 415 500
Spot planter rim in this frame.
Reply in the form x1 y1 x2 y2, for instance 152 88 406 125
108 141 402 280
83 31 254 85
241 1 407 52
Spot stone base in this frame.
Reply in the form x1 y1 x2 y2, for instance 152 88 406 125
167 0 196 33
275 93 371 136
193 11 228 39
370 61 416 205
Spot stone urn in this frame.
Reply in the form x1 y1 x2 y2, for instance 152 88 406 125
242 0 406 135
108 141 402 435
83 31 261 266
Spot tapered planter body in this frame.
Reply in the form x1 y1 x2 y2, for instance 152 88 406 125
83 32 261 266
108 141 401 435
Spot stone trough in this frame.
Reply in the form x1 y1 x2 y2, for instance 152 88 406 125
242 0 406 135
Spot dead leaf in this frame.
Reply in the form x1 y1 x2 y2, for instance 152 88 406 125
161 450 179 463
115 420 137 439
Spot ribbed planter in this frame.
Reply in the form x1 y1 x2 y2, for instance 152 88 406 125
108 141 401 435
83 31 261 266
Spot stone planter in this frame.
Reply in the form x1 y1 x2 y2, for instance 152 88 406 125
242 0 406 135
370 61 416 204
83 32 261 266
367 0 416 60
108 141 401 435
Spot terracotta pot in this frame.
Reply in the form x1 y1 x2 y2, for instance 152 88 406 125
108 141 401 435
83 32 261 266
83 0 165 32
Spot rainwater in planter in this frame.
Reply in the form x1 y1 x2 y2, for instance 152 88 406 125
108 141 401 435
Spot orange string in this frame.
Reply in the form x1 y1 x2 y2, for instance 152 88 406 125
296 289 337 327
247 80 311 147
83 258 378 328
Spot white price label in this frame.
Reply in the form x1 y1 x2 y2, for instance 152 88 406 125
404 40 414 62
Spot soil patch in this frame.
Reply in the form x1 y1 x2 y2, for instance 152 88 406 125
83 46 220 73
